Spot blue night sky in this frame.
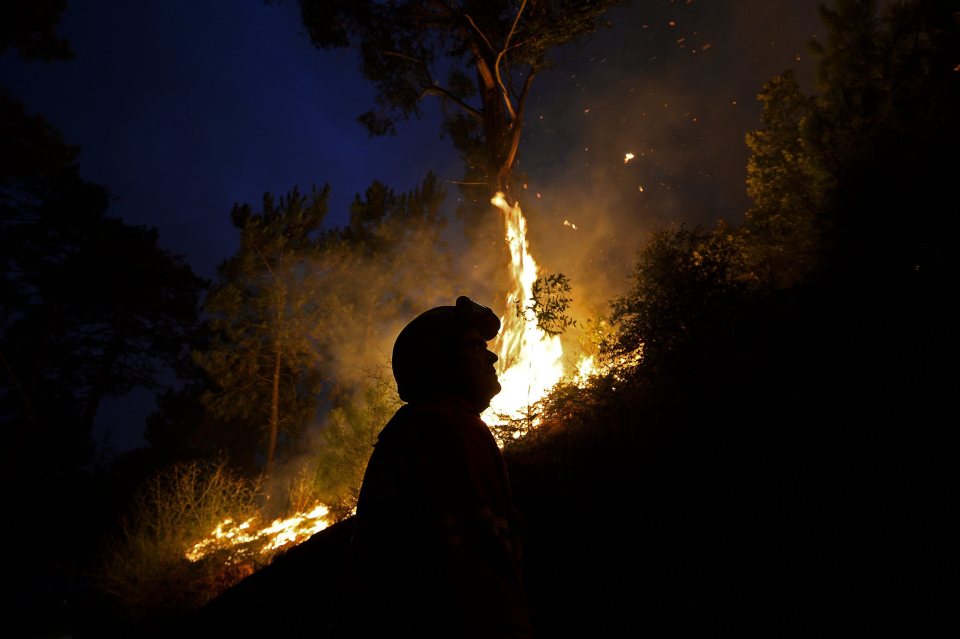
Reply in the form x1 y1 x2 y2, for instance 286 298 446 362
1 0 824 453
1 0 462 279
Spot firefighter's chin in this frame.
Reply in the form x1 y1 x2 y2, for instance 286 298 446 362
467 376 501 414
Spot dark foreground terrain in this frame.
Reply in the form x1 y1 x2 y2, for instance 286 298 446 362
74 272 954 638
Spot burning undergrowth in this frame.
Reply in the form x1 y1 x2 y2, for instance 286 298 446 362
93 461 266 617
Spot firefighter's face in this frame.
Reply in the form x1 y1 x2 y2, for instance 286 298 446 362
453 327 501 412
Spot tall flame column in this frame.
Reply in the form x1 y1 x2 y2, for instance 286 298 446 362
483 194 565 430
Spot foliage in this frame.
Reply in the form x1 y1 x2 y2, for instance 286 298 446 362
285 0 625 265
192 172 452 481
196 186 332 476
291 0 622 193
1 91 207 475
295 173 452 513
502 371 617 463
745 0 960 282
743 70 828 288
331 171 453 338
2 24 212 635
0 0 72 61
308 366 402 521
573 311 617 364
514 272 577 336
191 172 450 516
94 461 263 619
607 224 758 366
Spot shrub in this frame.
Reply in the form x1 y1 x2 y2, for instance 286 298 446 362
94 460 262 619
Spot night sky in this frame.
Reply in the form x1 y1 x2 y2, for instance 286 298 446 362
1 0 825 453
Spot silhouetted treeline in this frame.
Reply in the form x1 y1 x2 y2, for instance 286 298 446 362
2 11 210 635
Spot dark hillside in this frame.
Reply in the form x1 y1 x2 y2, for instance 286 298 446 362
75 516 355 637
88 266 951 638
509 271 953 637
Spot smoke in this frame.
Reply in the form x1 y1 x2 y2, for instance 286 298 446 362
512 0 824 322
263 204 461 508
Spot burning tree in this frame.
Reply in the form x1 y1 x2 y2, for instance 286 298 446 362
286 0 624 341
287 0 624 227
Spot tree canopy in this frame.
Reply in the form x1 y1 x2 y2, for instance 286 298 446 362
196 186 333 476
1 91 207 477
292 0 624 200
193 172 453 484
2 87 207 639
0 0 72 62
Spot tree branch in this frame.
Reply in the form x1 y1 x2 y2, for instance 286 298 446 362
421 85 484 121
381 50 424 65
463 12 496 56
382 49 482 120
494 0 528 121
500 70 535 183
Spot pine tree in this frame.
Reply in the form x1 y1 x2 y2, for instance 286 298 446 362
197 186 332 476
304 172 454 513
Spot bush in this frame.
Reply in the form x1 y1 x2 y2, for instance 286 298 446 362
94 460 262 620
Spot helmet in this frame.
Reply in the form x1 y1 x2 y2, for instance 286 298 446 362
392 296 500 402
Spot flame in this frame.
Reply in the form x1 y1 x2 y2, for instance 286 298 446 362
185 503 331 562
182 196 610 572
483 194 595 433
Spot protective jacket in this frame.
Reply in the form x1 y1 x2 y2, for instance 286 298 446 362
348 397 532 638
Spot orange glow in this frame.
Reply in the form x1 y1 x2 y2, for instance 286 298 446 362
185 503 331 562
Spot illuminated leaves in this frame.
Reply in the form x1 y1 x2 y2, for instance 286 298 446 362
513 272 578 337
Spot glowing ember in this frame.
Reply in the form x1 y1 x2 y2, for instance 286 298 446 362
185 503 331 562
624 152 635 164
484 194 594 432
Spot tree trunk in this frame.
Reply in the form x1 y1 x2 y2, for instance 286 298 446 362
80 331 125 439
476 55 509 196
475 55 535 199
498 72 535 196
266 341 281 477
